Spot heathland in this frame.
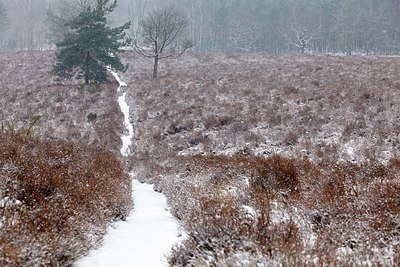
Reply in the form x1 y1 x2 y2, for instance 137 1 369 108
1 50 399 266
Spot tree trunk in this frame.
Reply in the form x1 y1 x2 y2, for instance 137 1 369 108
153 55 159 78
300 40 305 54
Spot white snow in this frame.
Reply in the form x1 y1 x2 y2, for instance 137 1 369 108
75 179 183 267
111 71 132 156
241 205 257 220
75 72 183 267
0 196 22 208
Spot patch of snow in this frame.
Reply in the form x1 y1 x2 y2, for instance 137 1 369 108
241 205 257 220
222 186 239 197
336 246 353 258
243 176 250 186
0 196 22 208
111 71 132 156
308 233 318 247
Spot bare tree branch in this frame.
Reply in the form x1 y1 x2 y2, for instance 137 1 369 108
281 22 321 54
135 4 193 77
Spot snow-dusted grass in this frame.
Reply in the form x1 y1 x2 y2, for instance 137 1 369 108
121 52 400 163
1 50 400 265
121 52 400 265
0 51 124 154
131 154 400 266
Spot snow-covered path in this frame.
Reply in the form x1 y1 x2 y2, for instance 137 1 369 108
112 71 133 156
75 179 182 267
74 72 182 267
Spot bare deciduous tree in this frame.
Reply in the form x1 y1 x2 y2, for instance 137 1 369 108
135 5 192 78
282 23 320 54
228 20 259 52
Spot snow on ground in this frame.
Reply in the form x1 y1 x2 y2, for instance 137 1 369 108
118 89 134 156
75 179 183 267
75 72 183 266
111 71 133 156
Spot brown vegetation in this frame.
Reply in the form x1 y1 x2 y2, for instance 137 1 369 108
129 154 400 266
0 51 130 266
122 51 400 265
1 49 400 265
121 52 400 163
0 132 131 266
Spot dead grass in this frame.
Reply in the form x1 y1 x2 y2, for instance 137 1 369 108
2 49 400 265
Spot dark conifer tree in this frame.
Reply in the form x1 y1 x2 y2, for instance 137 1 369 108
52 0 131 84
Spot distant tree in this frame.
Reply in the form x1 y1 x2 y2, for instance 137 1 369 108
0 1 7 34
52 0 131 85
282 23 321 54
135 5 192 78
21 0 48 50
46 0 96 44
120 0 148 41
280 0 322 54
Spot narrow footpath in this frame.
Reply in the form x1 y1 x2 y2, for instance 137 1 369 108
74 72 182 267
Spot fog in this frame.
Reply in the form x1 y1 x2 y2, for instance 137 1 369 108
0 0 400 54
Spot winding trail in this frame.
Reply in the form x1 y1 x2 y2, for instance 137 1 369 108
74 72 182 267
113 72 133 157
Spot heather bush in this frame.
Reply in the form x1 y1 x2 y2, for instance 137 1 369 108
118 51 400 265
3 50 396 265
0 133 131 266
250 155 300 195
0 51 131 266
123 52 400 162
133 153 400 266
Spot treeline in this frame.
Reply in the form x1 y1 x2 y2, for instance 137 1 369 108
0 0 49 51
0 0 400 54
179 0 400 54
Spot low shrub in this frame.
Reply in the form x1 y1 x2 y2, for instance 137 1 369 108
87 112 98 123
0 133 132 266
251 155 300 195
150 154 400 266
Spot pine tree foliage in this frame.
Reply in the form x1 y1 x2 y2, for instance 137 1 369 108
52 0 131 84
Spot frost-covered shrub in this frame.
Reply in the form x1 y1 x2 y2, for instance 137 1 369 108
0 51 123 155
140 154 400 266
0 133 131 266
251 155 299 195
119 51 400 265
